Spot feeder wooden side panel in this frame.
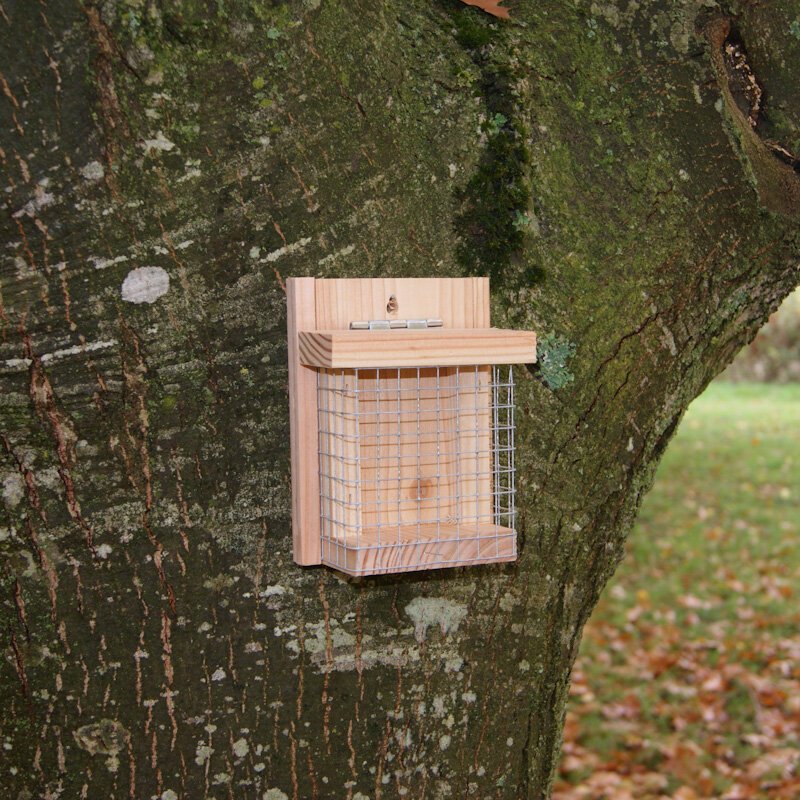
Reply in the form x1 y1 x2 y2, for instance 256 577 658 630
287 277 321 565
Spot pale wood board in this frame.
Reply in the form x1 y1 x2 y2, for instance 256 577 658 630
322 522 516 576
286 277 321 565
298 328 537 369
314 277 490 330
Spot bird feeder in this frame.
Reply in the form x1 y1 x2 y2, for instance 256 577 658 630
287 277 536 577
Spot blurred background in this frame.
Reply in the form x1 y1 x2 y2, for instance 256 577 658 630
555 288 800 800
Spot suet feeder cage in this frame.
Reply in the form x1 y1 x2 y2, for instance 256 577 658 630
287 278 536 577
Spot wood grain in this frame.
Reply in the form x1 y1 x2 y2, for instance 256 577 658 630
298 329 537 368
313 277 490 330
322 522 517 576
287 277 321 565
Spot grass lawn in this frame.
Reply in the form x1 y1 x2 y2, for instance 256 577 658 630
554 383 800 800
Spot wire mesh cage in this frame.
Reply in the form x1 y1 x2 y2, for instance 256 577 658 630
317 364 516 576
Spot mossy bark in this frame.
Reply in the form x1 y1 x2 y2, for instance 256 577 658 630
1 1 799 798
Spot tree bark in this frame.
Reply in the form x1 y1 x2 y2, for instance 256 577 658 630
1 1 798 798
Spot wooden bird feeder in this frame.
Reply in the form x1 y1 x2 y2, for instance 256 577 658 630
287 277 536 576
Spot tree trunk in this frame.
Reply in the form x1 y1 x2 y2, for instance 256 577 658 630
2 1 798 798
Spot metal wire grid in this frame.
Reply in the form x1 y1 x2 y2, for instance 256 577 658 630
317 364 516 575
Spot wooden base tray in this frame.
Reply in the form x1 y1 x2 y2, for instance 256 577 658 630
320 522 516 576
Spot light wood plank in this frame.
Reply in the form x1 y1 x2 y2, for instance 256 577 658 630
287 277 321 565
314 277 489 329
298 328 537 369
321 522 516 576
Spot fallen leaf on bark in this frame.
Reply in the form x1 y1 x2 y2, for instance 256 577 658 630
458 0 510 19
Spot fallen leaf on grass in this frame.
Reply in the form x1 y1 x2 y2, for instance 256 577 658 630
601 694 641 720
746 748 800 779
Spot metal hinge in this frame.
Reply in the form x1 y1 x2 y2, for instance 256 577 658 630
349 318 444 331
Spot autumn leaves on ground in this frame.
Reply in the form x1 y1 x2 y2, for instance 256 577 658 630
555 383 800 800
